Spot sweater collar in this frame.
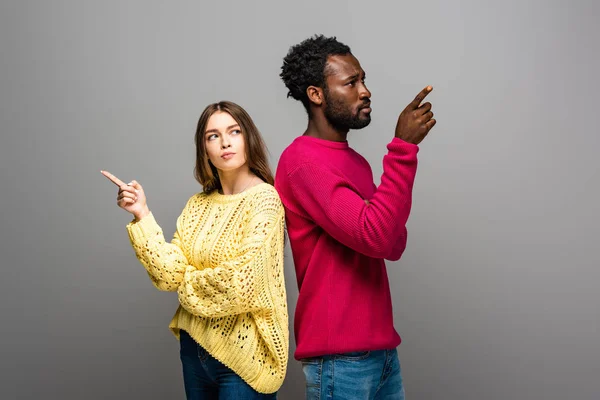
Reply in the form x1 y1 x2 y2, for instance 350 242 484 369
295 135 349 150
207 182 270 203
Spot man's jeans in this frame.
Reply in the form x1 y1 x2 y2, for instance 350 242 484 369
179 329 277 399
301 349 405 400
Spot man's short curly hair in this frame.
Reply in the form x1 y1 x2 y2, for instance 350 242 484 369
280 35 351 112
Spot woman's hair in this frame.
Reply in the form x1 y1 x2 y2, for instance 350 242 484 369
194 101 274 193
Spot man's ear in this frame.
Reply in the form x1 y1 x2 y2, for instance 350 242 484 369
306 85 324 106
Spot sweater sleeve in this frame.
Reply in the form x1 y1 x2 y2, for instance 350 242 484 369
126 211 190 292
287 138 418 259
385 226 408 261
177 191 285 318
366 183 408 262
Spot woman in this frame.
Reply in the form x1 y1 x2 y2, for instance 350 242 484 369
101 101 288 399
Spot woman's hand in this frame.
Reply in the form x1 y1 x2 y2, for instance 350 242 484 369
101 170 150 221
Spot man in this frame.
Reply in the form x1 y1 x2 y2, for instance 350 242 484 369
275 35 436 399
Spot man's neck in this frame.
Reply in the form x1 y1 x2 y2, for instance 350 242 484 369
304 117 348 142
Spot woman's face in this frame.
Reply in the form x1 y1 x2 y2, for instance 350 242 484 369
204 111 247 173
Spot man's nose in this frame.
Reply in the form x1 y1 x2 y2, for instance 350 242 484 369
359 83 371 100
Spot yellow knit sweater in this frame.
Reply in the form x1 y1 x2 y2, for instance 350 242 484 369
126 183 289 394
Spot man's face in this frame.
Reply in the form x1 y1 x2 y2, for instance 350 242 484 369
322 54 372 131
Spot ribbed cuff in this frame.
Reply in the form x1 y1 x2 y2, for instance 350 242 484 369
126 212 161 243
388 137 419 154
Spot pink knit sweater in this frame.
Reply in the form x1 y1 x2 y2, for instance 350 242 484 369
275 135 419 359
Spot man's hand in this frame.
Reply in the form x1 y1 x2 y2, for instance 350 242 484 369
394 85 437 145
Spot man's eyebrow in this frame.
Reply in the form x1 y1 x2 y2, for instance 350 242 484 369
343 71 365 81
343 73 360 81
205 124 240 134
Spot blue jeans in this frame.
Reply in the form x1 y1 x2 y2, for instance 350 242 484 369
301 349 404 400
179 330 277 399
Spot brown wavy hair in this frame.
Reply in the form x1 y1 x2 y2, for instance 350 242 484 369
194 101 274 193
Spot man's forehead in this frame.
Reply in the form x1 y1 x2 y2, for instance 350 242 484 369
326 54 363 77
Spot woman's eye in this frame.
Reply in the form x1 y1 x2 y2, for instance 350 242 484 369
231 129 241 135
207 134 218 140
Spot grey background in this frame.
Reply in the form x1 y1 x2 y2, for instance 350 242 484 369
1 0 598 399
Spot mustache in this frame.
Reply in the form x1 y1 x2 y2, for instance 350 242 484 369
359 101 371 109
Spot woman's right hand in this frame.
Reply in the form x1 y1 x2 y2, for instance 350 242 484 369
101 170 150 221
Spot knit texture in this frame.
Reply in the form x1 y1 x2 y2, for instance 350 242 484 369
275 136 418 359
126 183 288 394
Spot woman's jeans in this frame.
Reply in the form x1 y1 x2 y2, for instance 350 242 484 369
179 329 277 399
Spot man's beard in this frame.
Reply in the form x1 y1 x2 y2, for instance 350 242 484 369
323 89 371 131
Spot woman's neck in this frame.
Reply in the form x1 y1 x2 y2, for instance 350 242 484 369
217 166 259 195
